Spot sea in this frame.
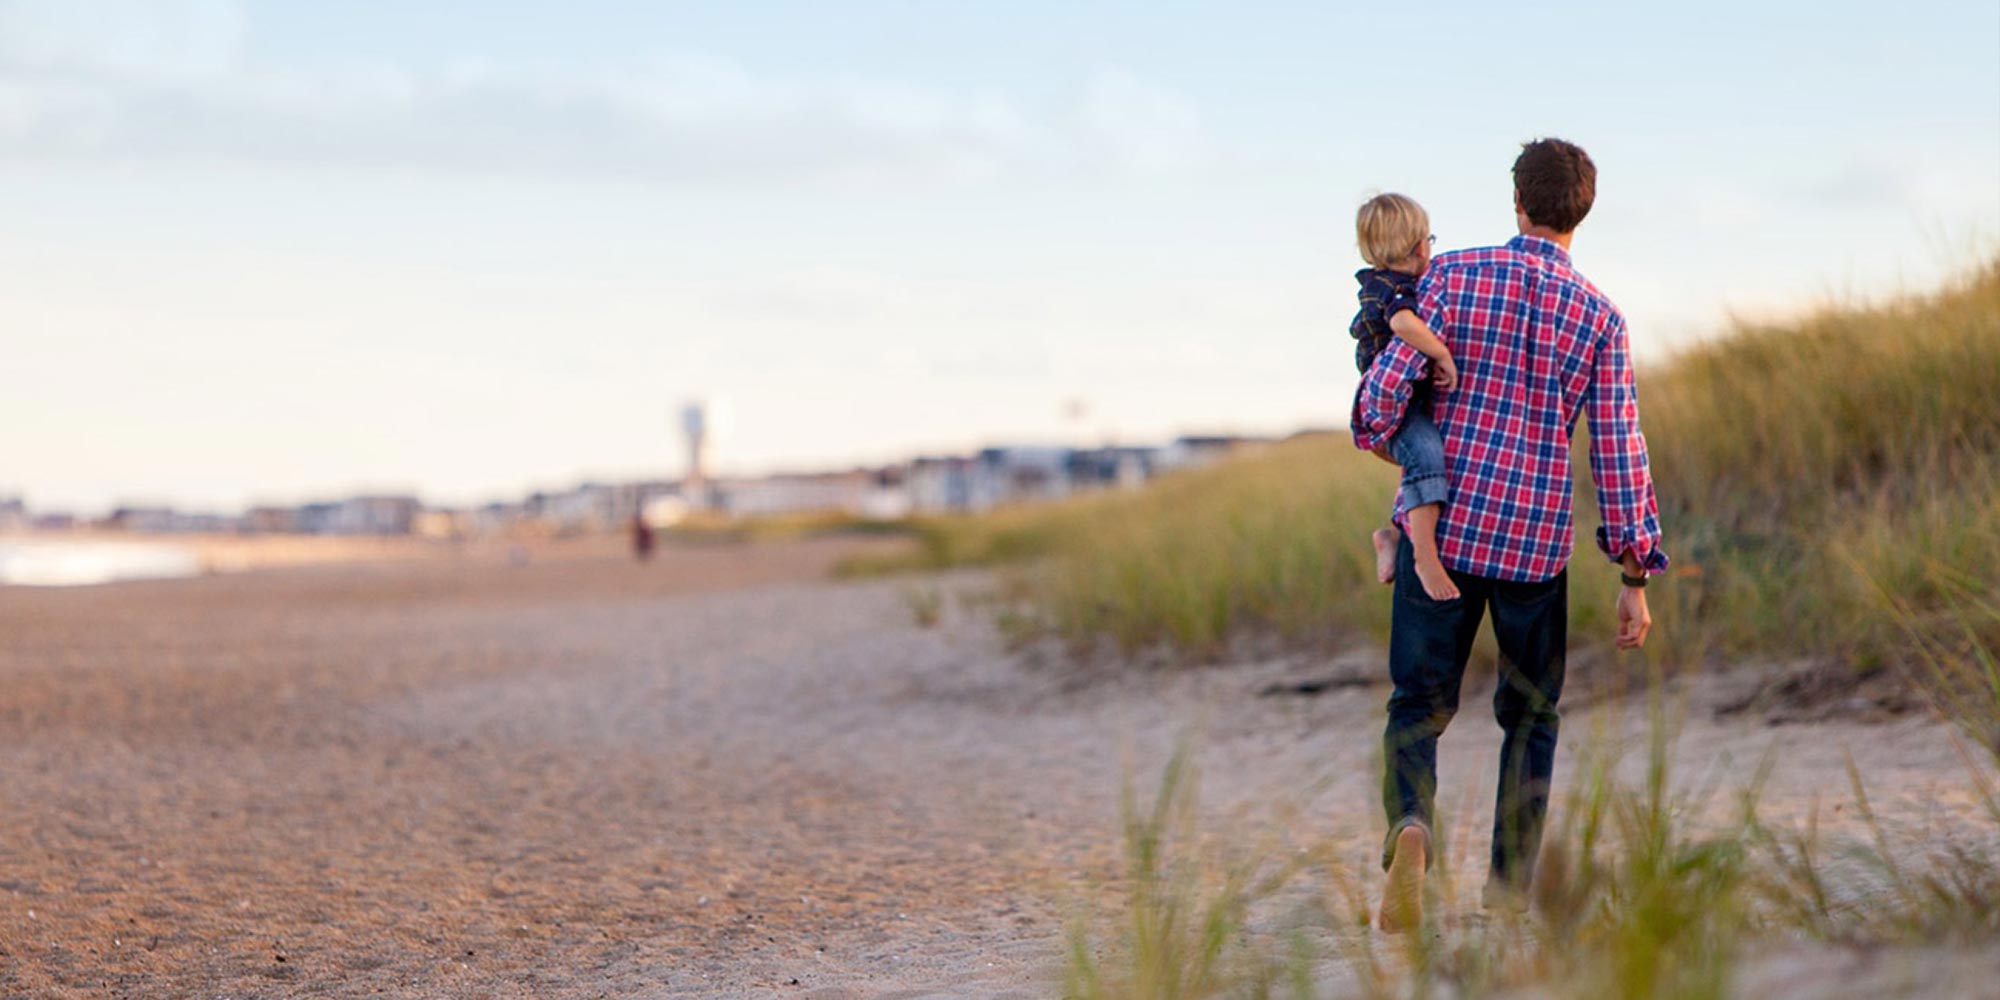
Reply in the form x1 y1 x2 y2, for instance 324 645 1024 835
0 540 202 587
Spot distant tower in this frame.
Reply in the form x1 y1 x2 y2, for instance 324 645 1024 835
680 402 709 504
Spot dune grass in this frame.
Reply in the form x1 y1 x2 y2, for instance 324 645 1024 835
1041 260 2000 999
846 257 2000 682
1064 690 2000 1000
944 261 2000 996
1643 256 2000 669
661 508 911 544
1062 744 1311 1000
838 437 1397 659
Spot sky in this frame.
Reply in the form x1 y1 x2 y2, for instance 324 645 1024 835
3 0 1996 515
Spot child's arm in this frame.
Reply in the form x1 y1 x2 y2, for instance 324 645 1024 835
1389 310 1458 390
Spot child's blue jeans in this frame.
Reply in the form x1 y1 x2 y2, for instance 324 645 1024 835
1388 392 1449 510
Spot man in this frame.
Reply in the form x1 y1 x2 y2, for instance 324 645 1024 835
1350 137 1667 931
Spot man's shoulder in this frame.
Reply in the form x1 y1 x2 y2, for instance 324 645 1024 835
1433 243 1520 267
1545 261 1625 332
1435 244 1620 307
1423 244 1626 336
1423 244 1527 286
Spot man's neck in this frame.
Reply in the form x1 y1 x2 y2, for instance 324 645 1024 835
1518 225 1573 251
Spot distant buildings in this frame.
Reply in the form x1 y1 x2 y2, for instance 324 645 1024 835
0 496 26 534
244 506 301 535
709 467 911 520
105 506 237 534
906 456 979 513
1158 435 1257 471
80 497 422 536
1069 445 1158 492
301 496 423 536
522 481 675 535
6 433 1278 539
901 436 1262 514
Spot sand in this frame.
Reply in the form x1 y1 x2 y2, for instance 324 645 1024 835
2 538 1994 998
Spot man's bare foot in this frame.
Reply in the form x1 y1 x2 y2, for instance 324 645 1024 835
1378 824 1429 932
1412 553 1460 601
1372 528 1399 584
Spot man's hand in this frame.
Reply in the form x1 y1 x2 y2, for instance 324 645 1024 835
1615 584 1652 650
1431 353 1459 391
1370 445 1398 467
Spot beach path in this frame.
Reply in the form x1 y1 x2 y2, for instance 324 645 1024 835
0 539 1989 998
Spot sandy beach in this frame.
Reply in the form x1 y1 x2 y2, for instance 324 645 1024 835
3 539 1995 998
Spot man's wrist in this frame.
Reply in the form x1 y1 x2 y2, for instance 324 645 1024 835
1620 571 1648 589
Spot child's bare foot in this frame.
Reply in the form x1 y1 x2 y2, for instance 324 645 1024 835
1412 552 1460 601
1372 528 1399 584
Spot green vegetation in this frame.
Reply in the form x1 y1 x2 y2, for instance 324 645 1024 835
1647 256 2000 671
661 508 911 544
1063 745 1309 1000
1064 698 2000 1000
831 499 1111 576
837 437 1397 658
900 583 945 628
810 267 2000 1000
846 258 2000 679
1038 259 2000 998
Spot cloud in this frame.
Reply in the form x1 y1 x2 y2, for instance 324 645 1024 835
0 1 1213 188
0 0 245 81
1079 69 1211 175
1798 161 1913 211
1789 154 2000 220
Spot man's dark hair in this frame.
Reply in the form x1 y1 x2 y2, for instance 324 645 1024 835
1512 138 1596 234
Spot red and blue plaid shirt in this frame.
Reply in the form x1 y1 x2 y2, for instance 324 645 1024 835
1351 234 1668 583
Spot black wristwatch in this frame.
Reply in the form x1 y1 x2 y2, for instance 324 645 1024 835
1620 572 1649 589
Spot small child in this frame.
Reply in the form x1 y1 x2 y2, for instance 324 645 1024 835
1351 193 1460 601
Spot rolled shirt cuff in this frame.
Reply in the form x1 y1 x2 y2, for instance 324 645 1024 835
1597 525 1669 575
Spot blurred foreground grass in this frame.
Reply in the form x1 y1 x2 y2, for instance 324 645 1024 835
842 258 2000 692
1064 701 2000 1000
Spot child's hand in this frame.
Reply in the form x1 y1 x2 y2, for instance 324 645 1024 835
1431 353 1459 391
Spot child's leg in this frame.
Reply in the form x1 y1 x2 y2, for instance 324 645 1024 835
1372 525 1400 584
1388 402 1458 601
1404 502 1459 600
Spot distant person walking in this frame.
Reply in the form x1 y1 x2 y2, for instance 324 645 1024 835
631 511 655 562
1350 138 1667 931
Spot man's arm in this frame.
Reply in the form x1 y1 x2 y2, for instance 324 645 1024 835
1584 312 1668 647
1351 270 1446 452
1584 313 1668 572
1616 550 1653 650
1350 341 1428 452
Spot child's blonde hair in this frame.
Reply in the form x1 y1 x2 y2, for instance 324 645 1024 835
1356 193 1430 269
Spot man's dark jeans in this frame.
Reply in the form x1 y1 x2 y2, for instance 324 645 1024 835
1381 536 1567 890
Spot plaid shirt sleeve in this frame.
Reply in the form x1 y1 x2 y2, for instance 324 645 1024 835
1584 312 1670 574
1350 271 1441 451
1350 341 1428 451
